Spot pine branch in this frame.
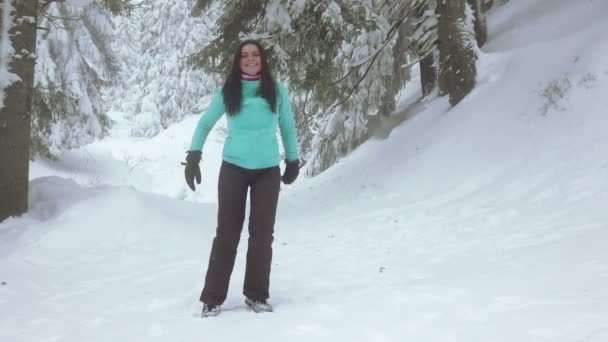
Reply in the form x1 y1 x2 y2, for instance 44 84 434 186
329 17 405 110
399 44 436 70
102 0 143 16
40 0 63 11
302 89 311 118
39 1 78 31
251 0 269 29
328 47 382 112
191 0 216 17
331 0 410 86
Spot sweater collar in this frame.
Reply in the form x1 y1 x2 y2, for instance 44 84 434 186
241 73 261 81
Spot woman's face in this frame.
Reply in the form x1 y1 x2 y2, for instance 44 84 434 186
240 44 262 76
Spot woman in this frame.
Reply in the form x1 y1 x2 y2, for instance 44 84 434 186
183 40 300 317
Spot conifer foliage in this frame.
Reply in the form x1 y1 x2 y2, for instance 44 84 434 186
189 0 488 175
107 0 219 137
190 0 409 175
0 0 136 222
32 1 122 158
0 0 499 221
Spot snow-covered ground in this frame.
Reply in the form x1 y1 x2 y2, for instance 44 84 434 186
2 0 608 341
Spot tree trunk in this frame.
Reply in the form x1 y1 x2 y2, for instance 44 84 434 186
415 0 438 97
437 0 477 106
435 2 448 97
376 18 409 117
420 52 438 97
467 0 487 47
0 0 38 222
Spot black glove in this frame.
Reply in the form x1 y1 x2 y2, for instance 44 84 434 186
281 159 300 185
182 151 202 191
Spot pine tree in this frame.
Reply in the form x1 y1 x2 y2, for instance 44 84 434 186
187 0 484 175
31 1 132 158
190 0 408 176
437 0 478 106
303 0 409 174
412 0 439 97
106 0 218 137
378 3 410 118
0 0 137 222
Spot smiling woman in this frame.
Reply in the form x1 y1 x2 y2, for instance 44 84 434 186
181 39 301 317
240 44 261 76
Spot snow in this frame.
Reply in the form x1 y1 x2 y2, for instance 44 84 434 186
2 0 608 341
266 0 292 32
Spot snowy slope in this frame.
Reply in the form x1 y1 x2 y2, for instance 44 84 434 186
2 0 608 341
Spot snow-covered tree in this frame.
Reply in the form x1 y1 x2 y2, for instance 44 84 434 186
190 0 409 176
298 0 410 174
180 0 486 175
0 0 136 222
408 0 484 103
412 0 439 97
437 0 478 106
32 1 124 158
106 0 219 137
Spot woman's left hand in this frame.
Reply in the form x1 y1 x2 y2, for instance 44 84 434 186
281 160 300 184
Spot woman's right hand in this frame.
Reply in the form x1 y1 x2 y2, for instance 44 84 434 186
182 151 202 191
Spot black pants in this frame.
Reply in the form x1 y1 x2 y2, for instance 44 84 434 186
200 161 281 306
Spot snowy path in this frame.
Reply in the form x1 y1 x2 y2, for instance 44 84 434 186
1 168 607 341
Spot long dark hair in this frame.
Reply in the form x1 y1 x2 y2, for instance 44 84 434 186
222 40 277 115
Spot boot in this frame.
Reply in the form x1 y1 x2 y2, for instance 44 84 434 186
245 298 273 313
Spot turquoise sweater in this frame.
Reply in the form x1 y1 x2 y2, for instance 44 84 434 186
189 80 299 169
